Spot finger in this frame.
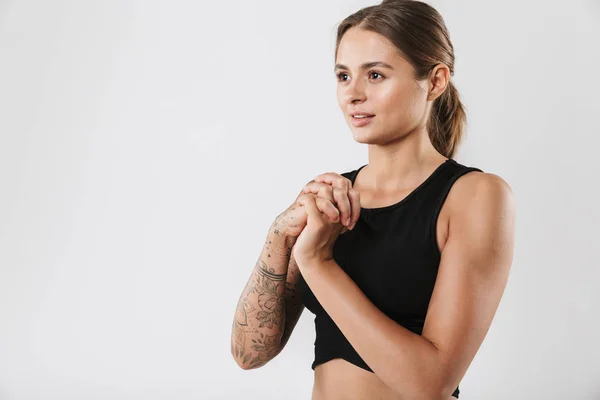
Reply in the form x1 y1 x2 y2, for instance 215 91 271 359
315 197 340 223
297 193 338 223
302 181 335 201
313 174 352 223
310 175 354 228
302 184 341 224
313 173 352 191
303 182 334 200
297 194 323 222
348 188 361 229
315 186 339 223
331 186 352 227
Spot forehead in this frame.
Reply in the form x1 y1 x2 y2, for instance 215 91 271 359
336 27 408 69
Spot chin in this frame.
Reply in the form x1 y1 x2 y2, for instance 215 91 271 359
351 129 386 145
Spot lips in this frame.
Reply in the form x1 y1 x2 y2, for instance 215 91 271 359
350 115 375 127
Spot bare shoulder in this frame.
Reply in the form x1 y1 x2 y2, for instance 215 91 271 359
446 171 515 216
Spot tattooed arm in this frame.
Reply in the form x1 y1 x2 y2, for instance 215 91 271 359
231 218 305 369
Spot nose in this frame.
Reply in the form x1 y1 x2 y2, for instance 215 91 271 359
344 79 367 104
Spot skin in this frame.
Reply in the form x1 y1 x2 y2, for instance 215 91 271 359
335 26 450 185
232 236 291 369
289 26 515 399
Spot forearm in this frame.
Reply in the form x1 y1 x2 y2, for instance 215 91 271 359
231 218 297 369
299 259 443 397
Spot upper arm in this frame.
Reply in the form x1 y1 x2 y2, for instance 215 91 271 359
277 249 306 353
421 172 516 396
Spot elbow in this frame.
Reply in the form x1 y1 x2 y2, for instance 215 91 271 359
230 336 283 370
232 354 249 370
230 344 252 370
236 361 253 371
231 351 269 371
232 354 255 370
231 350 256 370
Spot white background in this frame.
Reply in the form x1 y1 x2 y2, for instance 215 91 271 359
1 0 599 399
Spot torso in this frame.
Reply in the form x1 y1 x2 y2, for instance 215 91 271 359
310 159 479 400
313 358 403 400
312 360 457 400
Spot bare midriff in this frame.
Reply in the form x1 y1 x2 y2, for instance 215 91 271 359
311 359 457 400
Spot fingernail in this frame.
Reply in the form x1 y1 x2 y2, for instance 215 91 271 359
346 218 351 226
350 223 355 230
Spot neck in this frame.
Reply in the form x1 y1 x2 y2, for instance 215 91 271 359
364 128 447 192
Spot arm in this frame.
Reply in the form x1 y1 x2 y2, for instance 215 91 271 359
298 173 515 399
231 217 303 369
277 251 306 352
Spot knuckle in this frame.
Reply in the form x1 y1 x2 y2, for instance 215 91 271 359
334 176 347 187
298 193 310 202
318 187 334 202
315 197 326 206
303 181 315 190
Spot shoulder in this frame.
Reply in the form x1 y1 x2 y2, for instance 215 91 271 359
447 171 515 222
442 171 516 276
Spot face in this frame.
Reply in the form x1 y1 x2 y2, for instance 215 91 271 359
335 27 432 145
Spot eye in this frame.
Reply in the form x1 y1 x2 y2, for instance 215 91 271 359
369 70 384 80
336 72 349 82
335 70 385 82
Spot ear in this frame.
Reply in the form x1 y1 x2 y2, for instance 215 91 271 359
427 63 451 101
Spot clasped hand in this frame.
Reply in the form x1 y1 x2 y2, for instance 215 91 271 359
288 172 361 268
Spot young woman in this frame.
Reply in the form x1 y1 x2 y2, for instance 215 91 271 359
231 1 516 399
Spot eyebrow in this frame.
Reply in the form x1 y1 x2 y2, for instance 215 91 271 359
334 61 395 72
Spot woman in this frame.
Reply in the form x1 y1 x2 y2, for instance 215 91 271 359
231 1 516 399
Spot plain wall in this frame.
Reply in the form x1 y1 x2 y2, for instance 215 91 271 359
1 0 599 398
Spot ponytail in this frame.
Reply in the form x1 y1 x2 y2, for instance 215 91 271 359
429 81 466 158
335 1 467 157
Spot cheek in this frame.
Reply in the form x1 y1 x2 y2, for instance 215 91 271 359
336 86 346 109
378 85 426 123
